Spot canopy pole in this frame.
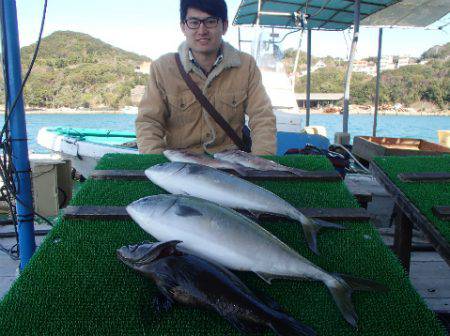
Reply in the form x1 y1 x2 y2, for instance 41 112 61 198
373 28 383 137
342 0 360 135
306 28 312 127
1 0 36 269
291 29 304 92
238 27 241 51
256 0 262 25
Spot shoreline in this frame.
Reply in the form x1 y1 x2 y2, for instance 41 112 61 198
25 108 128 115
24 110 450 117
0 106 448 116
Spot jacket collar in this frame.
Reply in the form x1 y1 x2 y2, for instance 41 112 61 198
177 41 241 78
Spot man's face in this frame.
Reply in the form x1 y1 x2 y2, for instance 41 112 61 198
181 7 228 56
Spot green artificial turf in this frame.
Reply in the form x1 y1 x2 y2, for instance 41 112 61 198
374 155 450 244
0 154 445 335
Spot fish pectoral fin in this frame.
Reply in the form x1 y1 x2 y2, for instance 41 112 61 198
152 292 174 314
314 219 346 230
247 210 263 220
174 204 203 217
186 164 206 174
224 314 265 334
255 272 275 285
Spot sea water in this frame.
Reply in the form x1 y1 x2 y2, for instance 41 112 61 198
18 113 450 152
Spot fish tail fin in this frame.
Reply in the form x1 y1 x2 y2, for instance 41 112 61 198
290 213 345 255
301 221 319 255
334 273 389 292
326 273 388 328
293 213 345 255
269 313 316 336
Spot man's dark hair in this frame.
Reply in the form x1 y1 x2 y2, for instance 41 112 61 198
180 0 228 22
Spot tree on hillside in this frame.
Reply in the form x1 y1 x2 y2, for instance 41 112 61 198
421 42 450 60
19 31 151 108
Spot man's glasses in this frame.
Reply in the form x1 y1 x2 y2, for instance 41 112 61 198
184 17 220 29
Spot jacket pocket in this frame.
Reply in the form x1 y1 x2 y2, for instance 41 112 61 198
166 92 198 125
216 92 247 127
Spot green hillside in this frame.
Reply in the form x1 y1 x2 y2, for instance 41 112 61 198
287 42 450 109
421 42 450 60
19 31 150 109
1 34 448 111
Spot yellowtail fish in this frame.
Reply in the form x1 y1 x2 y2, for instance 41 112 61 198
127 195 388 328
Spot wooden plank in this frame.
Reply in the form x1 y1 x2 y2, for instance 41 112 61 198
353 136 450 162
393 203 413 274
0 255 19 277
0 229 49 239
398 172 450 182
433 206 450 221
240 169 342 181
91 169 342 181
421 298 450 314
91 170 146 181
371 162 450 266
410 260 450 280
63 206 129 220
0 277 17 299
410 278 450 299
410 251 444 262
352 136 386 162
62 205 370 221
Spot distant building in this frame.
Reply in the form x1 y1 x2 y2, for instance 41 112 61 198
396 56 411 69
354 55 415 75
295 93 344 108
353 60 376 76
135 61 152 74
380 55 396 71
299 60 327 77
312 60 326 71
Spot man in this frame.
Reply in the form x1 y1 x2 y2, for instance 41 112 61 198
136 0 276 155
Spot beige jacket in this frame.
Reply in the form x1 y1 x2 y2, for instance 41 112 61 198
136 41 276 155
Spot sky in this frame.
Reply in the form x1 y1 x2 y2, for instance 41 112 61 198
15 0 450 61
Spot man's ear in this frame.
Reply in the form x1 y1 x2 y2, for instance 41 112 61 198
180 21 187 36
222 20 229 35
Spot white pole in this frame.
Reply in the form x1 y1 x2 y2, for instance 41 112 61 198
342 0 360 135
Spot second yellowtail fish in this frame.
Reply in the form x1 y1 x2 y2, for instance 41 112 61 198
146 162 343 254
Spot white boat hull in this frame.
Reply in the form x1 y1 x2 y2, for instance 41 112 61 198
37 128 138 177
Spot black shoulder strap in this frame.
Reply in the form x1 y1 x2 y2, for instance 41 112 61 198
174 53 245 150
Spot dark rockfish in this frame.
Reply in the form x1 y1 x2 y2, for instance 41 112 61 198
117 240 316 336
214 149 307 176
163 149 248 176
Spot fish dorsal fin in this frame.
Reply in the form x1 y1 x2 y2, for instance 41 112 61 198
255 272 275 285
186 164 206 175
137 240 183 265
174 204 203 217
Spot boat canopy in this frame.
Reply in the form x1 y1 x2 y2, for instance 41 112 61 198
361 0 450 28
233 0 449 30
233 0 402 30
